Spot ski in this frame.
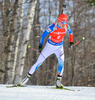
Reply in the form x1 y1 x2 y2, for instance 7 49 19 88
50 87 80 91
7 84 26 88
7 85 80 91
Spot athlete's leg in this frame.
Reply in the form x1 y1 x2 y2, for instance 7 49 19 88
29 42 55 75
55 45 64 76
54 45 64 88
19 42 55 85
29 54 45 75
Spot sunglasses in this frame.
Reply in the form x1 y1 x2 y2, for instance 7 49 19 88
62 21 67 24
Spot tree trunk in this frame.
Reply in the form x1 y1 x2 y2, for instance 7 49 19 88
14 0 37 84
8 0 25 84
1 0 11 83
4 0 20 84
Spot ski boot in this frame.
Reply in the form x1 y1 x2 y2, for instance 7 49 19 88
19 73 32 86
56 75 63 88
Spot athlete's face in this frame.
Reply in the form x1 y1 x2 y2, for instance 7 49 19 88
58 22 66 28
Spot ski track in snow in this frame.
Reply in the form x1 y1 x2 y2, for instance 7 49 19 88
0 85 95 100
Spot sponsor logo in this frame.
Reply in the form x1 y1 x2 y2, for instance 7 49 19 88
53 32 66 35
46 28 51 32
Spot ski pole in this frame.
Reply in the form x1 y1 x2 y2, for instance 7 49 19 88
69 37 85 48
73 37 85 47
31 48 39 52
28 46 45 59
32 48 45 59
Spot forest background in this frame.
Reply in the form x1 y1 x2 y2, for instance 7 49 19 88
0 0 95 87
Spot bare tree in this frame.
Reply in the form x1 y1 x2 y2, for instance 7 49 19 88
8 0 25 84
14 0 37 84
1 0 17 83
4 0 20 84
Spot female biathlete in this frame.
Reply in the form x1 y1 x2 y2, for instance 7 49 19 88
19 13 74 88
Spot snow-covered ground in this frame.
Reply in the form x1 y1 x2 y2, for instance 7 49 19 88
0 84 95 100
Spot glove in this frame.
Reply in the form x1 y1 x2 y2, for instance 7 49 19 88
37 45 42 53
69 42 74 49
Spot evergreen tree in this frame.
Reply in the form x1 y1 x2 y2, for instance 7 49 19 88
84 0 95 7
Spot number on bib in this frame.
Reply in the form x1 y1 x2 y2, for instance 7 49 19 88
57 36 61 39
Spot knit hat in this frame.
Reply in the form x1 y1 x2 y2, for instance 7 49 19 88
58 14 67 23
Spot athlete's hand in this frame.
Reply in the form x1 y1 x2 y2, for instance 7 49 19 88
69 42 74 49
37 45 42 53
